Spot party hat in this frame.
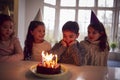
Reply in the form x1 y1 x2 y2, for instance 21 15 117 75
34 8 43 21
2 5 10 16
90 10 100 25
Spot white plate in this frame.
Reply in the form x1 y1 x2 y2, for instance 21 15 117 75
29 64 68 78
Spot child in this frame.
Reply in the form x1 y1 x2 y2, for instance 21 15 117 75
24 21 51 61
0 14 23 62
80 11 110 66
50 21 84 66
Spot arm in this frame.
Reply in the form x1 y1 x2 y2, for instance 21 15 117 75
2 38 23 62
80 41 91 65
68 42 83 66
50 41 67 60
99 49 109 66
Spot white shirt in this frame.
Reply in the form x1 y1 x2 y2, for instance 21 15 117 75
31 40 51 61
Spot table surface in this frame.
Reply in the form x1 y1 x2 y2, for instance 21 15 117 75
0 61 120 80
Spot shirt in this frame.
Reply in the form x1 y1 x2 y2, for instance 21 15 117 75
0 37 23 62
50 40 85 66
80 38 109 66
31 40 51 61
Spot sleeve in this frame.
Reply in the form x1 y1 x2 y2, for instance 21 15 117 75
69 42 84 66
69 45 81 66
50 42 67 60
46 42 51 51
100 50 109 66
11 38 23 60
79 41 89 65
6 38 24 62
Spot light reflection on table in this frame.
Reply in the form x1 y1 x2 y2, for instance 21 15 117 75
0 61 120 80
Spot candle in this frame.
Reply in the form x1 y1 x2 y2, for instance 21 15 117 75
41 51 45 65
55 54 57 65
41 51 58 68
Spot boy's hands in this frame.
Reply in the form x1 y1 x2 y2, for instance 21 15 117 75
61 40 76 47
68 41 76 46
61 40 67 47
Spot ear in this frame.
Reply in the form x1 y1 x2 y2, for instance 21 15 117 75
100 32 104 38
76 33 79 38
100 32 104 35
30 30 33 35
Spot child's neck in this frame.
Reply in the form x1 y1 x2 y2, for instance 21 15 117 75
1 37 10 41
34 39 44 43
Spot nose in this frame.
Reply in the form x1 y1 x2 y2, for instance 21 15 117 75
41 32 45 36
6 28 10 31
88 33 93 38
65 37 71 43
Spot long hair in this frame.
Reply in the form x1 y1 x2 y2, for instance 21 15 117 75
24 21 45 60
88 22 110 51
0 14 14 40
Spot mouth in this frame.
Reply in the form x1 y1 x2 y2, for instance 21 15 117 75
89 37 93 40
39 36 44 39
6 33 11 35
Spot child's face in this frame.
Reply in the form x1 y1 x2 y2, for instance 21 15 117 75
0 20 14 40
31 25 45 43
88 26 101 42
63 30 79 44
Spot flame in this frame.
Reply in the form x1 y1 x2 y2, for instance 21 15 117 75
41 51 58 68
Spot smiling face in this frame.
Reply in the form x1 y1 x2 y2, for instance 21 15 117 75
31 25 45 43
88 26 101 42
0 20 14 40
63 30 79 44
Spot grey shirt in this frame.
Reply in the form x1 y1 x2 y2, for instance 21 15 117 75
80 39 109 66
50 40 85 66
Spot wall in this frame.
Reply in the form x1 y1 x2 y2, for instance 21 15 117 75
108 52 120 61
17 0 25 48
17 0 43 48
25 0 43 34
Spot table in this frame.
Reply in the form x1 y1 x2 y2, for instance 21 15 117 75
0 61 120 80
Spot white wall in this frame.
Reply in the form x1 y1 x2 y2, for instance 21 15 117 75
17 0 43 48
17 0 25 48
25 0 43 35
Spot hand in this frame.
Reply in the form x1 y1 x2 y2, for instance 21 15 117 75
68 41 76 46
61 40 67 47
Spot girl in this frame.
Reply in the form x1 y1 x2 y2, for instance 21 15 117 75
80 11 110 66
50 21 84 66
0 14 23 62
24 21 51 61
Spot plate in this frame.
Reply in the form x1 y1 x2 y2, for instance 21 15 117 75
29 64 68 78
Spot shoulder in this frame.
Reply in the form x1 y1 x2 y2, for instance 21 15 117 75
43 40 51 46
53 41 62 46
80 40 89 45
52 40 63 48
10 37 20 42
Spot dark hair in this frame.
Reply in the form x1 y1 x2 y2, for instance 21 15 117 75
24 21 45 60
0 14 13 25
0 14 14 40
88 22 110 51
62 21 79 34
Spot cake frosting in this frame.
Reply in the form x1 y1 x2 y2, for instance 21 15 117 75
36 63 61 74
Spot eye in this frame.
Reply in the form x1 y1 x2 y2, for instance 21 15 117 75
63 35 66 38
93 31 98 34
10 26 13 29
69 35 73 38
2 25 8 29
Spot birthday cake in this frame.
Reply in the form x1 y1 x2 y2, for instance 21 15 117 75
36 51 61 74
36 63 61 74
